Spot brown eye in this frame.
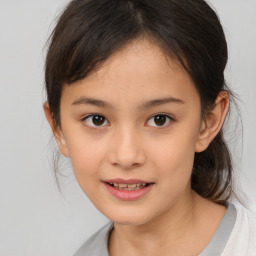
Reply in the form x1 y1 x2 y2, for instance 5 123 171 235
146 114 172 127
92 115 105 125
83 115 109 127
154 115 166 126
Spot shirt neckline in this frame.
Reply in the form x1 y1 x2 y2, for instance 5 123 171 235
106 203 237 256
76 202 237 256
198 202 237 256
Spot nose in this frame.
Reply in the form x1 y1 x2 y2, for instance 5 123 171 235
108 126 146 170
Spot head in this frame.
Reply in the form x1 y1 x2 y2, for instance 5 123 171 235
44 0 233 223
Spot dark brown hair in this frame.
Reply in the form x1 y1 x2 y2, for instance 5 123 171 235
45 0 233 203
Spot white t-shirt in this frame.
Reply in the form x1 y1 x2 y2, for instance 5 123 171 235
221 202 256 255
74 202 256 256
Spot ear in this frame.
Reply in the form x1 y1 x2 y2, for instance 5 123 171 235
195 91 229 153
43 102 70 157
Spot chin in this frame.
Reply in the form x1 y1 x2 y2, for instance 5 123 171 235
103 208 154 226
112 217 149 226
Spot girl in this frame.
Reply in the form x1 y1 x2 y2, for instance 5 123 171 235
43 0 256 255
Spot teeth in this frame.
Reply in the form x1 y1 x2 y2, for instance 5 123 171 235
108 182 149 190
128 184 137 188
118 184 128 188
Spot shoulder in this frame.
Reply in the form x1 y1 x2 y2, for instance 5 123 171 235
222 202 256 256
73 222 113 256
232 201 256 233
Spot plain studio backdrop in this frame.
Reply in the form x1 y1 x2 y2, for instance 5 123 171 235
0 0 255 255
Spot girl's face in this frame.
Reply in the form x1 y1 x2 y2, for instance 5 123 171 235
57 39 205 225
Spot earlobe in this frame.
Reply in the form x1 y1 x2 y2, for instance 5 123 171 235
195 91 229 153
43 102 70 157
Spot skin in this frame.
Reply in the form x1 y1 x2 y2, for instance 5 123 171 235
44 38 229 256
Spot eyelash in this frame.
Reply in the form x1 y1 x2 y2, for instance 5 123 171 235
146 113 174 128
81 113 174 128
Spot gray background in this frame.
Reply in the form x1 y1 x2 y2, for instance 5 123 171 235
0 0 255 255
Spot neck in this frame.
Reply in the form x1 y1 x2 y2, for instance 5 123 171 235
109 191 226 256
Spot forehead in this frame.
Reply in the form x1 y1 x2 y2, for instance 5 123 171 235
61 38 199 107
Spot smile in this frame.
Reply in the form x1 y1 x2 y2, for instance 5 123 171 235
107 183 148 190
104 179 154 200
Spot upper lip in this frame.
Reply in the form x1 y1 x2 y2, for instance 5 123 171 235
104 178 153 184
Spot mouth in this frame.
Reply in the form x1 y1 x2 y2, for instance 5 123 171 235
103 179 154 200
106 182 151 191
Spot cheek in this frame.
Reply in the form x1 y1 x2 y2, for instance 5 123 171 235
155 142 195 183
65 133 107 186
151 127 198 167
148 126 199 187
147 141 195 211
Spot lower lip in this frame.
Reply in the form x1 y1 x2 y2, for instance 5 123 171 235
104 183 154 201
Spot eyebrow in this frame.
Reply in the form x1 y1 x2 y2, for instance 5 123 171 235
72 97 112 108
72 96 184 109
139 97 184 110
